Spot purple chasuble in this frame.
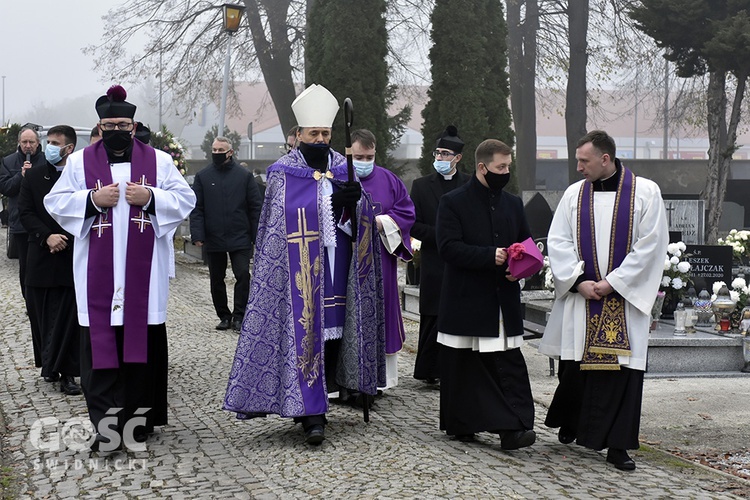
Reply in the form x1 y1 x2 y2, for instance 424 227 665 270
360 166 414 354
83 140 156 369
577 165 635 370
223 149 386 419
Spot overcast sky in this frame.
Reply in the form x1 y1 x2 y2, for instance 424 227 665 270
0 1 131 123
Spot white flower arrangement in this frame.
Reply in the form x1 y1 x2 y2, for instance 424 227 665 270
712 278 750 305
661 241 691 292
718 229 750 262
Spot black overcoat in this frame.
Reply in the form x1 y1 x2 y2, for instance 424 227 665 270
189 158 262 252
18 162 74 288
409 170 470 315
436 175 532 337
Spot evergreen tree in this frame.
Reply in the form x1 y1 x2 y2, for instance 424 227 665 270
419 0 516 192
305 0 409 168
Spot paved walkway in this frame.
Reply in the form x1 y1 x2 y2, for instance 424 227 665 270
1 240 749 498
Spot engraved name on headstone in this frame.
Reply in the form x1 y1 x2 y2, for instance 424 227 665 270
684 244 732 293
664 200 704 245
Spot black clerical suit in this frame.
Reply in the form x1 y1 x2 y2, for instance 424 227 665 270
436 175 535 437
410 170 470 381
18 162 80 380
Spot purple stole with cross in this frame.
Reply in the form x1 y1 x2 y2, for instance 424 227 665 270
83 140 156 369
577 166 636 370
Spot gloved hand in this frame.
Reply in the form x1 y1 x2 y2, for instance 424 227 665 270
331 182 362 210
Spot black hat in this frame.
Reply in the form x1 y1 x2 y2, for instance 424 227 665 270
134 122 151 144
435 125 464 153
95 85 136 119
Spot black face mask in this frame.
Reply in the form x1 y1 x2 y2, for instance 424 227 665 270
299 141 330 171
212 152 229 166
101 130 133 151
484 169 510 191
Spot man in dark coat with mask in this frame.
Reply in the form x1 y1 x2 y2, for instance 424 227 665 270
190 137 262 331
435 139 536 449
411 125 470 384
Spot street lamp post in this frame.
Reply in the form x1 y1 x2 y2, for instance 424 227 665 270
218 3 245 137
2 76 6 125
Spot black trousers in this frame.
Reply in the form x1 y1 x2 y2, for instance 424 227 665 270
413 314 441 380
26 286 79 378
544 360 644 451
14 233 29 298
80 324 168 438
206 249 251 322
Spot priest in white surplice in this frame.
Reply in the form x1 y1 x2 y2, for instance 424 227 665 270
539 130 668 471
44 85 196 452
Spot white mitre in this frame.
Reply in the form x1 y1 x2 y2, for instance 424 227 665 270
292 84 339 127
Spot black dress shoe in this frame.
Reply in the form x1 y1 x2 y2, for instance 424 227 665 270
454 433 475 443
232 319 242 332
500 430 536 450
606 448 636 471
304 424 325 445
216 318 231 330
43 373 60 383
558 427 576 444
60 375 82 396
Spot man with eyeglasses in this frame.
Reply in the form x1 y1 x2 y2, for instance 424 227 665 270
411 125 470 385
44 85 196 452
0 124 47 376
190 136 262 332
19 125 81 396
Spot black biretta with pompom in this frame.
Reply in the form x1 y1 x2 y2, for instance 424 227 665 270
95 85 136 119
436 125 464 153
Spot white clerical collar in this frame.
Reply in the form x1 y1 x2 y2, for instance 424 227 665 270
441 169 457 181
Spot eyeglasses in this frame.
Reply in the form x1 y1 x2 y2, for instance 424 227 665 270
100 121 135 132
433 150 457 158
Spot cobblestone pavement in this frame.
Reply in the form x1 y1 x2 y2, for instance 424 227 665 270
2 243 750 498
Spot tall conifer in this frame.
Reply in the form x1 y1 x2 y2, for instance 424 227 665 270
420 0 515 191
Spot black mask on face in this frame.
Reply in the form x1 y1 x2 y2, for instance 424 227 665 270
212 152 229 166
484 169 510 191
299 141 330 172
101 130 133 152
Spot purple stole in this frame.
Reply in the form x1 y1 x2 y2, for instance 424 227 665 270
577 166 636 370
83 140 156 369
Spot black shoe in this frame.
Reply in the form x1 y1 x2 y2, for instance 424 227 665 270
304 424 325 445
558 427 576 444
454 433 475 443
500 430 536 450
60 375 81 396
606 448 636 471
216 318 231 330
232 319 242 332
43 373 60 383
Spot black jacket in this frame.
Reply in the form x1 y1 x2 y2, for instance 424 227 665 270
0 146 46 234
436 175 532 337
409 170 470 315
189 158 262 252
18 162 74 288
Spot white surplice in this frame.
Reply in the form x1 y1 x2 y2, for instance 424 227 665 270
539 176 669 371
44 147 196 327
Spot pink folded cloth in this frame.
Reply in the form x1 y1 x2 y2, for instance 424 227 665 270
507 237 544 279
